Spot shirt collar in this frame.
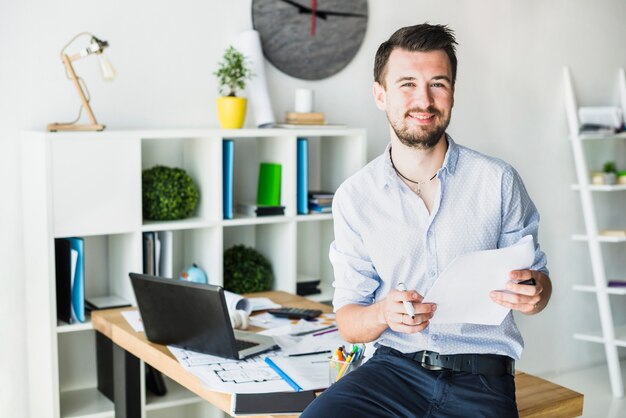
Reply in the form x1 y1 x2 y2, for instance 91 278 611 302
382 134 459 189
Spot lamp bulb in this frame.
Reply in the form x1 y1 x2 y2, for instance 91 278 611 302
98 54 116 81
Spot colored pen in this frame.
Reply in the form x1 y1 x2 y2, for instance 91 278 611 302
287 350 331 357
312 327 338 337
396 283 415 319
264 357 302 392
290 324 336 337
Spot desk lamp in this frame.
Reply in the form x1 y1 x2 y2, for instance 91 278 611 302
47 32 116 132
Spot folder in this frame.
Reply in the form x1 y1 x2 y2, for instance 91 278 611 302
297 138 309 215
143 232 156 276
157 231 173 278
223 139 234 219
231 390 318 416
55 237 85 324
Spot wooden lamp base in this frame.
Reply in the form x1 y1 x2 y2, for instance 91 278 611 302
47 123 105 132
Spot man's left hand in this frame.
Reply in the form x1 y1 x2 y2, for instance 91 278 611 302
490 270 551 314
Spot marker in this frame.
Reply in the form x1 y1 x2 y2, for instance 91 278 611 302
518 278 536 286
396 283 415 319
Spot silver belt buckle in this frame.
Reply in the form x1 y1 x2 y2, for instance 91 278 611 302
420 351 444 371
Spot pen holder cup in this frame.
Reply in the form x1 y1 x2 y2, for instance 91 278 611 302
329 357 363 385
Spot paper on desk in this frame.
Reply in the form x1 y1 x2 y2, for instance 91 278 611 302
121 310 144 332
248 297 281 311
422 235 535 325
169 346 293 394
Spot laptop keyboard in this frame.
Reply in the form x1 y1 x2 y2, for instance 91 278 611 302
235 339 260 351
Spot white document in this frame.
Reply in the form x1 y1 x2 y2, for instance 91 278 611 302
121 310 144 332
168 346 292 394
422 235 535 325
270 353 331 390
224 290 251 314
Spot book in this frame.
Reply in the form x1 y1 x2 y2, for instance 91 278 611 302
86 295 131 311
55 239 72 323
297 138 309 215
69 238 85 323
309 197 333 205
285 112 325 124
143 232 156 275
309 205 332 214
608 280 626 287
237 202 285 217
275 123 347 129
600 229 626 237
223 139 234 219
157 231 173 278
309 191 335 199
257 162 282 206
297 279 321 296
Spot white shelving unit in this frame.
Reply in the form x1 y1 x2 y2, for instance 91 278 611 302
564 67 626 398
21 128 366 418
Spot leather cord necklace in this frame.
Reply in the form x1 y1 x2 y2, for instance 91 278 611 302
389 147 437 195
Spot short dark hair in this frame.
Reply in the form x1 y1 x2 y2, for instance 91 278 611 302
374 24 458 87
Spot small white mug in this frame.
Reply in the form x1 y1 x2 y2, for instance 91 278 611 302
294 88 314 113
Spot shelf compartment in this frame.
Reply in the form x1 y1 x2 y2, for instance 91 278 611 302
223 222 296 293
58 331 99 396
59 387 113 418
297 219 334 302
571 184 626 191
231 135 297 217
574 324 626 347
141 227 222 285
145 376 203 411
571 234 626 243
577 131 626 141
573 284 626 295
141 137 222 224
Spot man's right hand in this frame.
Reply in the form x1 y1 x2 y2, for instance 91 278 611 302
378 289 436 333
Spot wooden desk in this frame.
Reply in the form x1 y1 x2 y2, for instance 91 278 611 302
92 291 583 418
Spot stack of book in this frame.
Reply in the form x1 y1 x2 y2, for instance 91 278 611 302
285 112 326 125
309 191 334 214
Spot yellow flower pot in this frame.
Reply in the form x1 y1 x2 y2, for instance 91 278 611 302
216 96 247 129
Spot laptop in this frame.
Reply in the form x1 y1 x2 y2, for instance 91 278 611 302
129 273 277 360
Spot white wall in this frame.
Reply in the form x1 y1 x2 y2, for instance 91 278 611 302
2 0 626 416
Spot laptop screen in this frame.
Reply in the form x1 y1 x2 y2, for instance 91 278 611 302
129 273 239 359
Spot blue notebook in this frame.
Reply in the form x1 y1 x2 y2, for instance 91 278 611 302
297 138 308 215
223 139 234 219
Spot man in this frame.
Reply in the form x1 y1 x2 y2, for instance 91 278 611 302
301 24 552 417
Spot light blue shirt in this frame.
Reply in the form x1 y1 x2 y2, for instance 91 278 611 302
330 136 548 360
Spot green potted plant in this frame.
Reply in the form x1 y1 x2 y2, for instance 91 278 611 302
603 161 617 185
214 46 253 129
223 245 273 294
142 165 200 220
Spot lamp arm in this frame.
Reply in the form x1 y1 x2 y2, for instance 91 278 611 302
62 54 99 125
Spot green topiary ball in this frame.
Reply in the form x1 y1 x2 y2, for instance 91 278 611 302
224 245 274 294
142 165 200 220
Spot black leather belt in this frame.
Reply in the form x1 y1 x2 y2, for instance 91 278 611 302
378 346 515 376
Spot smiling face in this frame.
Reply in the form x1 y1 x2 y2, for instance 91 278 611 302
373 48 454 149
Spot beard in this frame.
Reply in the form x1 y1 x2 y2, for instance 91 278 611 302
388 106 451 150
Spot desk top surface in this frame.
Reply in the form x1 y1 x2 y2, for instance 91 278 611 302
91 291 583 418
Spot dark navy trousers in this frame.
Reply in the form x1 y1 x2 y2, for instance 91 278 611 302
301 346 519 418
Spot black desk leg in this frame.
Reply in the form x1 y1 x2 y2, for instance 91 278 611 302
113 342 141 418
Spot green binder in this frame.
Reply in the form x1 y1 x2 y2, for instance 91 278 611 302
257 163 282 206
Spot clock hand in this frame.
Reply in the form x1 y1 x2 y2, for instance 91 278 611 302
311 0 316 36
277 0 366 20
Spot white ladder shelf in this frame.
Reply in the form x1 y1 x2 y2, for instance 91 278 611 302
564 66 626 398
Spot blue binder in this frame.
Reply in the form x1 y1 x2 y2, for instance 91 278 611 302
223 139 234 219
69 237 85 323
297 138 308 215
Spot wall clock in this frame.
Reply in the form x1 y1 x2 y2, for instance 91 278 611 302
252 0 368 80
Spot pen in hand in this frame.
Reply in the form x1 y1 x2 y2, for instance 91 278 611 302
396 283 415 319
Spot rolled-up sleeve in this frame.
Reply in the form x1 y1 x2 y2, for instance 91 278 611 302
329 184 381 311
498 167 549 275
